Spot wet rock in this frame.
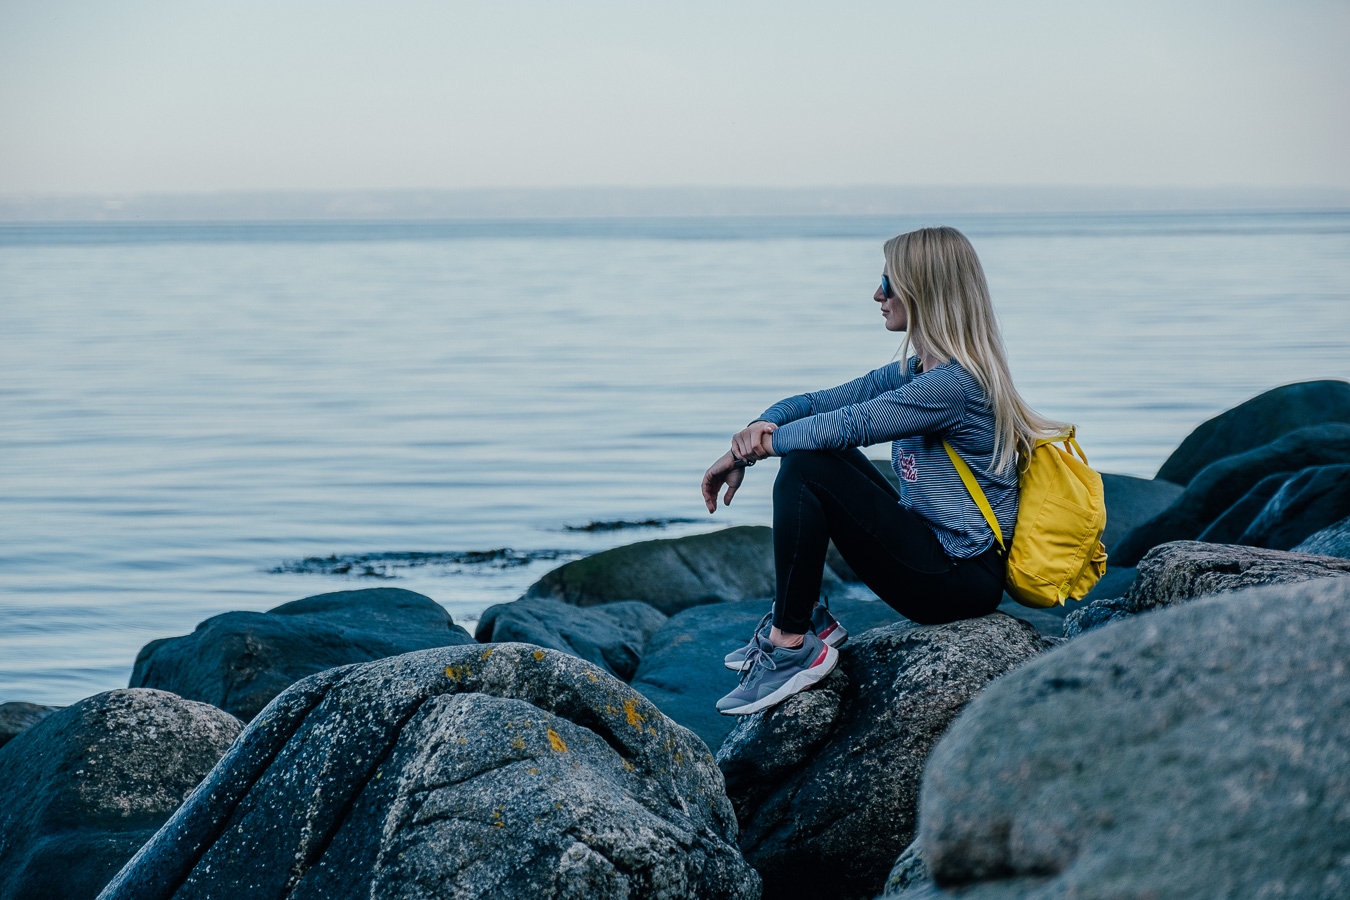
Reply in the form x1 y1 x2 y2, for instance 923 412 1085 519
1195 470 1293 543
1293 514 1350 559
1155 379 1350 485
881 841 931 897
524 525 845 616
0 689 241 900
916 578 1350 899
1112 423 1350 565
1098 472 1183 553
1236 464 1350 550
0 701 59 749
715 613 1045 900
1063 540 1350 637
473 596 667 680
630 595 904 751
130 587 473 721
98 644 759 900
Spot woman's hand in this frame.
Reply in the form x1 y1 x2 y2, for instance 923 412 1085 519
701 451 746 513
732 421 777 462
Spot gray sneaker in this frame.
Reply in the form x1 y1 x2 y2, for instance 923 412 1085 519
723 602 848 672
716 630 839 716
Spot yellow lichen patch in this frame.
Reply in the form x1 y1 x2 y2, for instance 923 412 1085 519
533 650 546 661
493 808 504 828
587 672 598 682
510 736 527 750
444 665 471 681
481 648 494 660
528 768 539 775
547 728 568 752
458 737 467 745
674 751 684 766
622 760 635 772
623 699 645 731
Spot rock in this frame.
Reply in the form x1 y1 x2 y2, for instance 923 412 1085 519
1063 540 1350 637
0 689 241 900
524 525 845 616
915 577 1350 898
0 701 59 749
130 587 474 721
993 600 1063 637
1156 379 1350 485
473 596 667 680
1098 472 1183 553
1112 423 1350 565
1293 514 1350 559
715 613 1045 900
1237 464 1350 550
98 644 760 900
1195 470 1294 543
882 840 931 897
630 595 905 751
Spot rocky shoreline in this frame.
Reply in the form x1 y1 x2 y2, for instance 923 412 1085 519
2 379 1348 899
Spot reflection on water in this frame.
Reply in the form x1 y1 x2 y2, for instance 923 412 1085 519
1 210 1348 704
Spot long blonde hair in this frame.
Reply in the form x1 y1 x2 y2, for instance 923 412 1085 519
885 226 1069 474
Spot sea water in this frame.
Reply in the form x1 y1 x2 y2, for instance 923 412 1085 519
2 210 1348 705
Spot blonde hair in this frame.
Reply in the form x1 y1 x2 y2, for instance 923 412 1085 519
884 226 1069 474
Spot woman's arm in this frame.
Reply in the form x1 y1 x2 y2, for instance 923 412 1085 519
701 451 748 512
769 366 968 453
756 360 914 429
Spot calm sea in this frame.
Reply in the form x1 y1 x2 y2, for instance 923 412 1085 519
3 211 1348 706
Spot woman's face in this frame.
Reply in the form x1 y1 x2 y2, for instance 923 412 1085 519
874 269 908 332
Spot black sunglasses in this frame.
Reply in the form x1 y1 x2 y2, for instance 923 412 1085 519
880 273 894 299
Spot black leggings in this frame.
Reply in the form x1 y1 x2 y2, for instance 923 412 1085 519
772 448 1005 634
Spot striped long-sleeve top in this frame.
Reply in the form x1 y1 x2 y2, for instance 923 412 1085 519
759 356 1018 559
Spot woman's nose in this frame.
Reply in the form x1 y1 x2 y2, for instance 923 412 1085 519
873 285 885 302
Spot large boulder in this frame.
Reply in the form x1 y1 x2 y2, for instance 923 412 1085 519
631 595 905 750
1293 514 1350 559
1236 464 1350 550
1098 472 1183 553
714 613 1046 900
912 577 1350 899
0 689 242 900
99 644 760 900
130 587 473 721
1156 379 1350 485
473 596 667 680
1112 423 1350 565
1194 470 1293 543
0 701 59 749
1064 540 1350 637
524 525 845 616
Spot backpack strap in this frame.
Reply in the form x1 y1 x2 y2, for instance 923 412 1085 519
942 441 1006 554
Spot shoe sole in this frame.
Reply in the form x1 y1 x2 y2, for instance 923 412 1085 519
718 644 839 716
723 622 849 672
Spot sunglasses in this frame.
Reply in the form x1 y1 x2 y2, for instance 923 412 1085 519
880 273 894 299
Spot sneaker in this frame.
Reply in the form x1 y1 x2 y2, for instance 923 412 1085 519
716 630 839 716
723 601 849 672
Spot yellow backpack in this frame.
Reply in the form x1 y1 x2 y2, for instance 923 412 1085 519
943 429 1108 609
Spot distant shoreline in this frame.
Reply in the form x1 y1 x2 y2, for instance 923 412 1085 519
3 185 1350 223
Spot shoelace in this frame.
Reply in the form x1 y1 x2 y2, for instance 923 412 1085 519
737 644 779 686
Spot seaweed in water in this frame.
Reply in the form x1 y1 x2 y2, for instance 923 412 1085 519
269 548 582 579
563 517 698 532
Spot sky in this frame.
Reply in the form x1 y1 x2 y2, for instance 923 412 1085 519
1 0 1347 194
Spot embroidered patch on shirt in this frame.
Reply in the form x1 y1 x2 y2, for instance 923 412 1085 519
899 453 919 483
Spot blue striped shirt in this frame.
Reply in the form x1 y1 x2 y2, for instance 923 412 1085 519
760 357 1018 559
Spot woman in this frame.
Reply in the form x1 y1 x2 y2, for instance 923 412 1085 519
702 226 1067 716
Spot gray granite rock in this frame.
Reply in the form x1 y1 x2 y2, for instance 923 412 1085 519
1113 423 1350 565
1293 514 1350 559
915 577 1350 899
1098 472 1183 553
98 643 759 900
1063 540 1350 637
0 701 59 748
1236 464 1350 550
882 840 931 897
715 613 1045 900
0 689 242 900
130 587 473 720
630 595 905 751
524 525 844 616
473 596 667 680
1155 379 1350 485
